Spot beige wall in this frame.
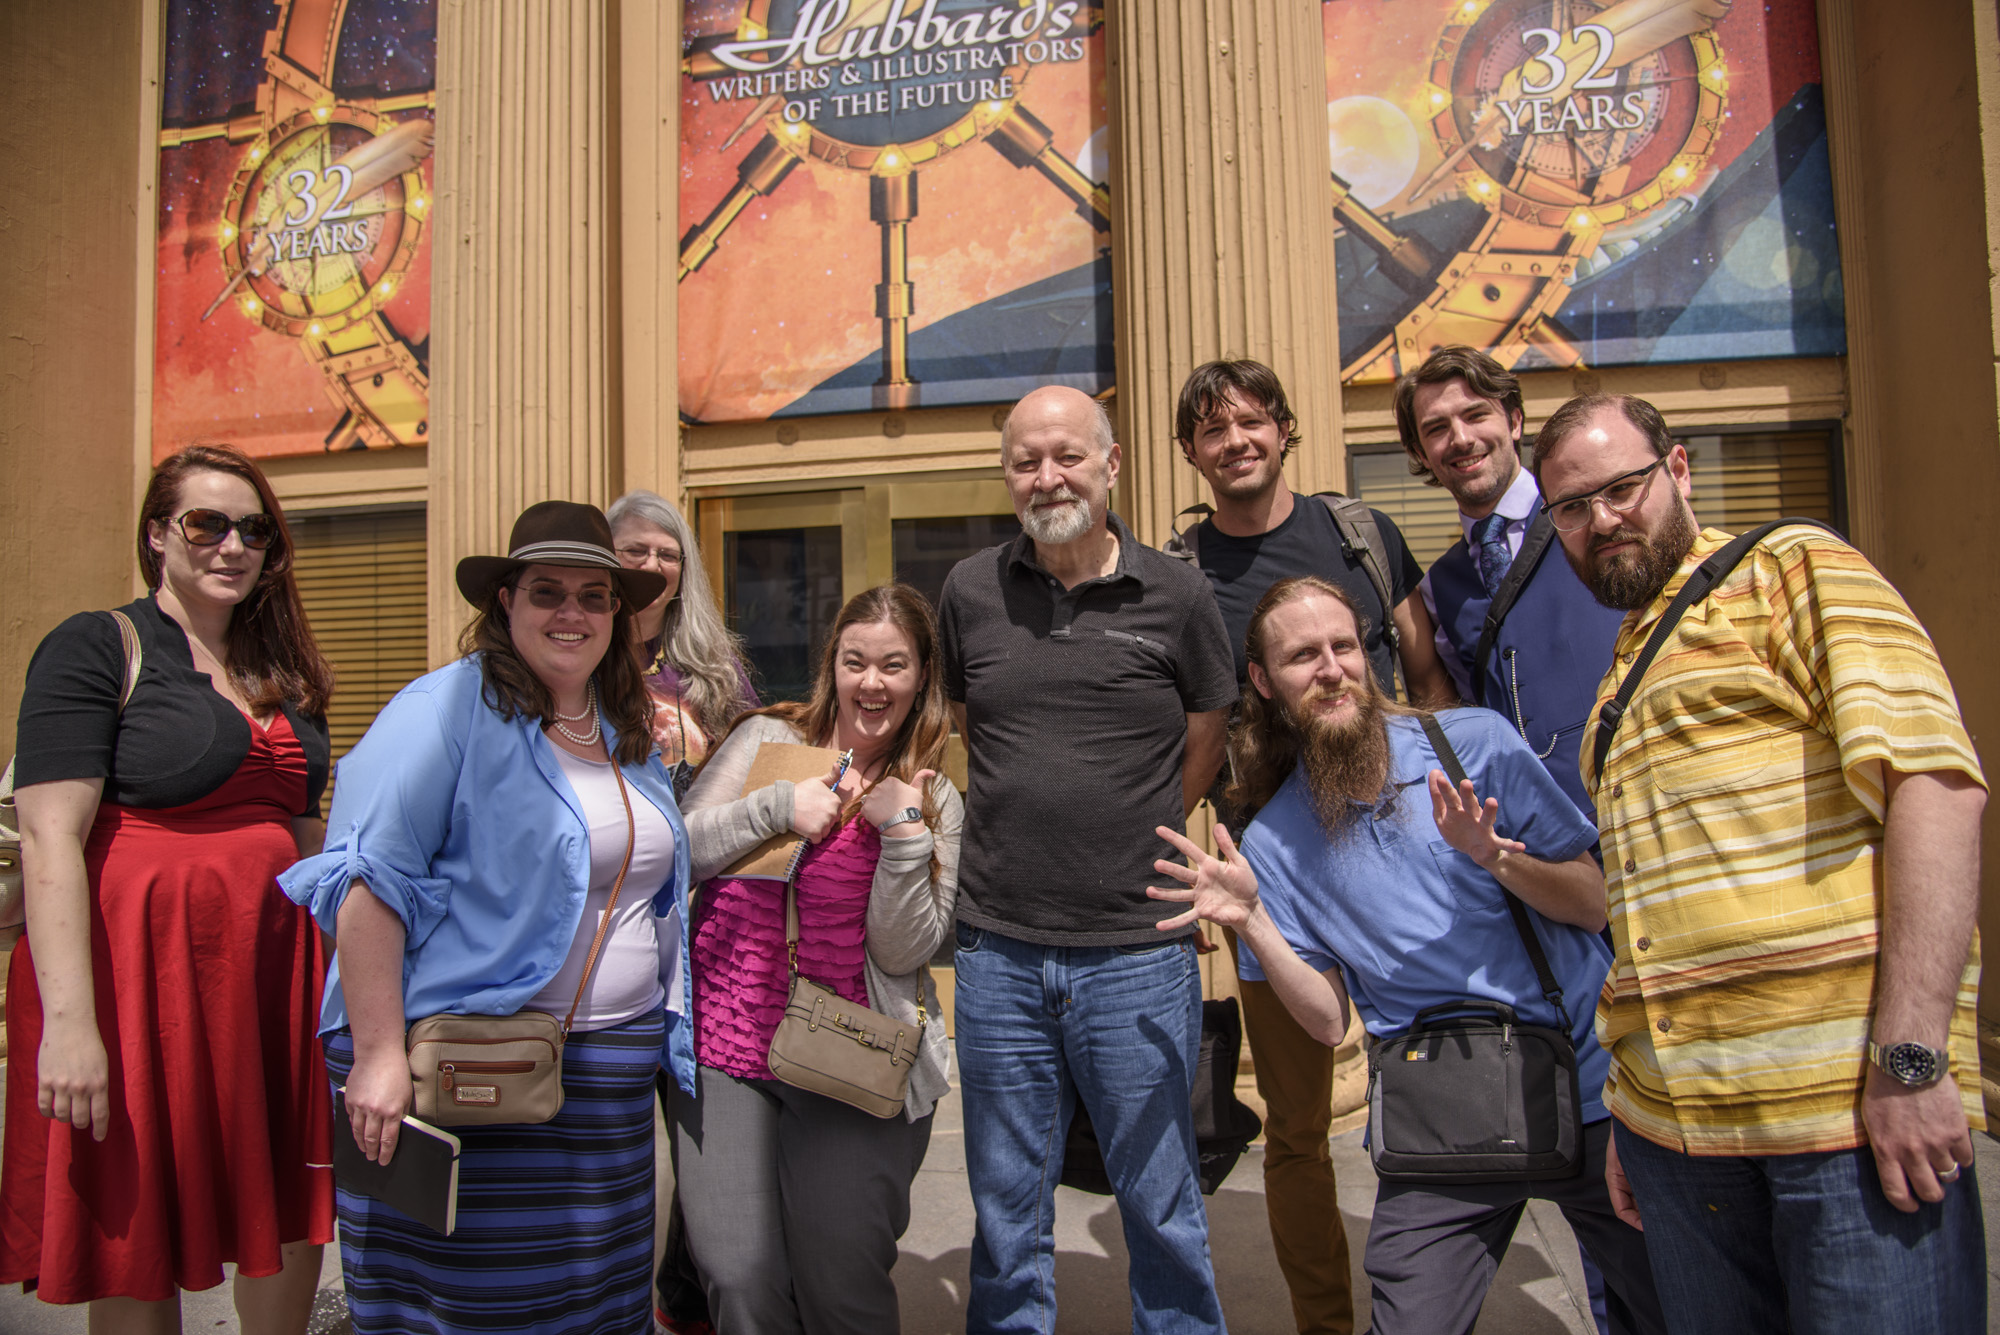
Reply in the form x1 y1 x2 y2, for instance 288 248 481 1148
0 0 150 754
1834 1 2000 1019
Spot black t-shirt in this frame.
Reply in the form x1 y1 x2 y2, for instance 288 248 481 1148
939 518 1238 945
1194 498 1422 691
15 596 330 815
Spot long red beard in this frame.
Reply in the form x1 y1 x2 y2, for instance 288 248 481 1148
1288 683 1393 834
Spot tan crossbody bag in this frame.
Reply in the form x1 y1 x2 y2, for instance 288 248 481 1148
765 839 925 1120
406 757 637 1127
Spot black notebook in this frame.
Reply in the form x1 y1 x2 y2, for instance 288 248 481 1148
332 1090 462 1236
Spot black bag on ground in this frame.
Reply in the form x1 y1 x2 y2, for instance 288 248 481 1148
1363 715 1585 1185
1060 996 1263 1197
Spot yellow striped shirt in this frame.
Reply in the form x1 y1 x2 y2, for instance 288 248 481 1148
1584 527 1986 1156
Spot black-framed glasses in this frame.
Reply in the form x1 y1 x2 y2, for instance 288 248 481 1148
175 508 279 550
517 582 620 615
1543 459 1668 532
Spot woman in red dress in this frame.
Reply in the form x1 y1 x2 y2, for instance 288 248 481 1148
2 444 338 1332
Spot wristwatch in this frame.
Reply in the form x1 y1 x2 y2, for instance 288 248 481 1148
1868 1040 1948 1088
877 806 924 832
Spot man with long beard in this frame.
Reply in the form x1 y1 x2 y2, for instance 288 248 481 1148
1147 575 1665 1335
1535 394 1988 1333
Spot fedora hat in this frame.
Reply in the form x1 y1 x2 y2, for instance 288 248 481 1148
455 500 669 609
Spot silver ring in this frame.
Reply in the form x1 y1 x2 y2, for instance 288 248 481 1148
1941 1165 1962 1183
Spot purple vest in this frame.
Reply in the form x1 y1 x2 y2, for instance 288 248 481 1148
1428 536 1625 822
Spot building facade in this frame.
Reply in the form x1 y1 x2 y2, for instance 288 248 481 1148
5 0 1999 1106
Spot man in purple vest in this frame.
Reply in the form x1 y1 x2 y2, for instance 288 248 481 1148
1398 347 1626 826
1397 347 1630 1331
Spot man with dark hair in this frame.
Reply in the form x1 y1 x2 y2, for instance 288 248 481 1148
1398 347 1625 824
1147 576 1664 1335
1171 359 1455 707
940 384 1238 1334
1535 396 1989 1331
1165 358 1455 1335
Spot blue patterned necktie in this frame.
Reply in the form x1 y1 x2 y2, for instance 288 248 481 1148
1470 513 1511 597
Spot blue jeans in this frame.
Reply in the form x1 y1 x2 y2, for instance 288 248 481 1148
1613 1121 1986 1334
953 923 1227 1334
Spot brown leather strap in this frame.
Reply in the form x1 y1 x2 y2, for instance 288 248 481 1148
563 753 638 1035
783 767 884 975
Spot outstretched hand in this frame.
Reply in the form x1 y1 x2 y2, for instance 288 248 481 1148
1428 770 1525 871
1147 823 1260 932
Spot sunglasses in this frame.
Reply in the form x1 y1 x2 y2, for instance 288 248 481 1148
516 582 620 615
175 508 280 550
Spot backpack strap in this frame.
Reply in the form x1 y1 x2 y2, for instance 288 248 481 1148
1316 494 1404 695
1467 510 1557 709
1419 712 1569 1030
1161 502 1213 565
1589 518 1841 784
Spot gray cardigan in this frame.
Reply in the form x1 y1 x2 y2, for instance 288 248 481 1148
681 713 963 1120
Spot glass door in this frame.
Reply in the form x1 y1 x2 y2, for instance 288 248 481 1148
696 477 1019 708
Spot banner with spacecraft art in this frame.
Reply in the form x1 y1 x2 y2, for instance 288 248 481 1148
678 0 1112 423
153 0 437 461
1322 0 1845 382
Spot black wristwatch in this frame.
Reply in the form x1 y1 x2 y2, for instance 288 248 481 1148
1868 1039 1948 1088
877 806 924 831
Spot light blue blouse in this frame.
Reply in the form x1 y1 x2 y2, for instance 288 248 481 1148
280 655 696 1093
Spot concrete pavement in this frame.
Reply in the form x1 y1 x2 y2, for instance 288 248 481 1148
3 1064 1997 1333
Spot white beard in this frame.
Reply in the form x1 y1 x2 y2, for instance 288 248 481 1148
1020 487 1094 545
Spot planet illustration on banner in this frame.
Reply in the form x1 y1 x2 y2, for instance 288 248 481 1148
1326 95 1420 209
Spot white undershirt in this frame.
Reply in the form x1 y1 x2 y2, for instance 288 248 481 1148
525 745 680 1031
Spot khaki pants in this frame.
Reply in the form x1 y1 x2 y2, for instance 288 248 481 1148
1232 939 1356 1335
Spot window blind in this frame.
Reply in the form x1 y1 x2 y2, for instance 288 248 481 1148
291 507 429 761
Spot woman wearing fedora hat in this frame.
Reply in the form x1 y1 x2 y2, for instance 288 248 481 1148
281 501 696 1335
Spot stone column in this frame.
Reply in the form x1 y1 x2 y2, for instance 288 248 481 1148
428 0 617 664
1105 0 1345 546
615 0 682 505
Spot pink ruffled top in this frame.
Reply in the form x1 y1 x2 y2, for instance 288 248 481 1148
691 815 881 1079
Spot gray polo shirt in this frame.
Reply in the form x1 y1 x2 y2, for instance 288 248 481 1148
939 514 1237 945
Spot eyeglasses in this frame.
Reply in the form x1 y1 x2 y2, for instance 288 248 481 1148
615 544 683 570
516 582 620 614
1542 459 1667 532
174 508 279 549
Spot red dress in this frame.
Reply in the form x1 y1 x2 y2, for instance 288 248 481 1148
0 713 334 1302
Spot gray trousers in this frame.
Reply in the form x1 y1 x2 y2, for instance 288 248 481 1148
1363 1119 1666 1335
670 1063 933 1335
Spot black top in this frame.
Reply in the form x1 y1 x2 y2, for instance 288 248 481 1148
1193 499 1422 691
15 596 330 815
939 515 1238 945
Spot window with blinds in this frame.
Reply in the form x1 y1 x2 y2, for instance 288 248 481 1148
290 507 428 760
1349 423 1844 568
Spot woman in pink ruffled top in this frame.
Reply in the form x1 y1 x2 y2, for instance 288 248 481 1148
674 583 962 1335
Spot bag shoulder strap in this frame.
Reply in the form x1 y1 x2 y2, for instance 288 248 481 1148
562 755 637 1035
1315 494 1402 655
1418 712 1568 1029
1161 502 1213 565
1467 510 1556 708
106 609 143 712
1589 518 1839 782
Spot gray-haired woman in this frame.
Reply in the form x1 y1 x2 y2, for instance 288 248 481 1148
607 491 759 799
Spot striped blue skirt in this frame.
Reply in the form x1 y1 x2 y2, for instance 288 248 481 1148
324 1009 663 1335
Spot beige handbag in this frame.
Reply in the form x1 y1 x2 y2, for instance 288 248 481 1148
406 757 636 1127
764 866 924 1120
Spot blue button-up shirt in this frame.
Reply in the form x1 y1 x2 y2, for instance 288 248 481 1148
1236 708 1610 1121
280 656 696 1092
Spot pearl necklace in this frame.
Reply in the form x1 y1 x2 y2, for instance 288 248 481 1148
552 680 601 746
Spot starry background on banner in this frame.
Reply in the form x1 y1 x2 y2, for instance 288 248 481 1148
152 0 436 462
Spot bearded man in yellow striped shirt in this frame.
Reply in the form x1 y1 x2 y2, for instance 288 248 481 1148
1531 393 1988 1334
